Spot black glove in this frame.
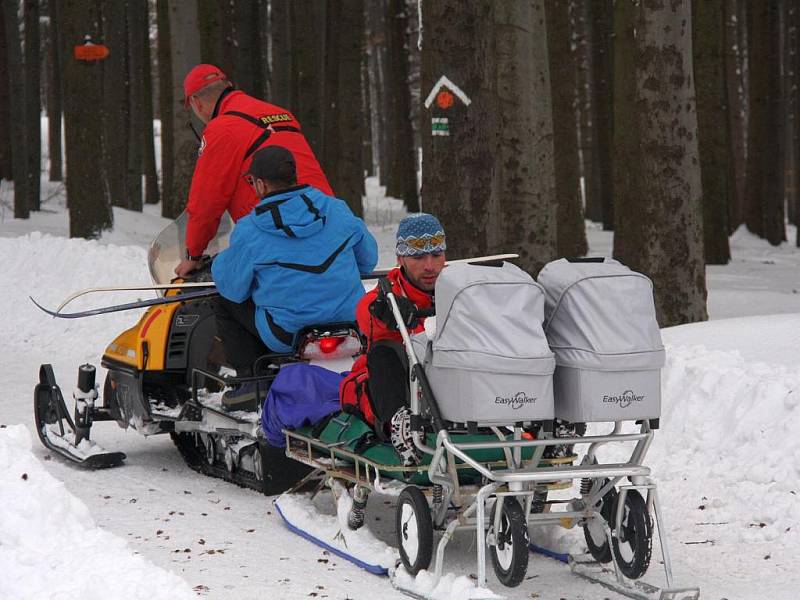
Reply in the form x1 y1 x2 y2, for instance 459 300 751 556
369 295 418 330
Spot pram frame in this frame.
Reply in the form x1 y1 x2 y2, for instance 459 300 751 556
377 275 692 597
280 271 696 599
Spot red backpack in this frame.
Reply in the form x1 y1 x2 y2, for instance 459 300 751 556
339 354 377 426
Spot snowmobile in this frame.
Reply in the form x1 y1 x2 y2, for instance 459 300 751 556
32 212 518 496
274 260 700 600
32 212 363 494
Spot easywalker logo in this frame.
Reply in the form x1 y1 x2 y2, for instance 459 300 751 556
602 389 645 409
495 391 537 410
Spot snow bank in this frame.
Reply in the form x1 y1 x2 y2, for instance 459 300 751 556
652 342 800 546
0 425 195 600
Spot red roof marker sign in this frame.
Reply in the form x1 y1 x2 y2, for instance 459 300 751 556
424 76 471 110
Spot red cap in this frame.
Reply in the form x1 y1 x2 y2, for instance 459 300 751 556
183 64 227 107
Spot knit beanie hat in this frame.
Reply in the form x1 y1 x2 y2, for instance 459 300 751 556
396 213 447 257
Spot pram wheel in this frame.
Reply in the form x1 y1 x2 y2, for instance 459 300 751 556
583 478 618 563
396 486 433 575
611 490 652 579
489 497 529 587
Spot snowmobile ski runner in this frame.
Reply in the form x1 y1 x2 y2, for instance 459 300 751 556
34 364 126 468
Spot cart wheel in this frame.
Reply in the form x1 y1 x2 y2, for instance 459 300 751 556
583 479 618 563
395 486 433 575
489 498 529 587
611 490 652 579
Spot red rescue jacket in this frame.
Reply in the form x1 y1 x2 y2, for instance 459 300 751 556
185 89 333 257
340 268 434 426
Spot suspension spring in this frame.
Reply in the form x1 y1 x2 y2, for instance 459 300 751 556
580 477 592 495
432 484 443 506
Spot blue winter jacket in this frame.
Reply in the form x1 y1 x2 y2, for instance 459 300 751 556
211 184 378 352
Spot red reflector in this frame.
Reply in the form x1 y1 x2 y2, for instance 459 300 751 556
319 337 344 353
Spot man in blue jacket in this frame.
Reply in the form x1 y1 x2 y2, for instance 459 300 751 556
211 145 378 410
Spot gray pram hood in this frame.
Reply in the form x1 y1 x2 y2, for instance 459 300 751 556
537 258 665 371
430 262 554 375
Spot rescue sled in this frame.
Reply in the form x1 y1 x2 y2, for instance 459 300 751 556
278 260 699 600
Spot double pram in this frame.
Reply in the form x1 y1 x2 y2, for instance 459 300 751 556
284 258 698 599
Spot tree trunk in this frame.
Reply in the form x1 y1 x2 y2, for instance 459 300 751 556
197 0 225 67
254 0 270 99
573 0 599 223
589 0 614 230
385 0 419 211
612 0 646 262
23 0 40 211
795 0 800 245
614 0 707 327
101 3 129 207
292 1 325 158
142 3 159 205
693 0 731 264
546 0 588 258
421 1 556 274
62 0 113 238
167 1 202 217
746 1 785 244
365 0 386 182
0 5 12 181
269 0 293 107
232 0 258 95
157 0 175 218
724 0 746 233
46 0 63 182
322 0 364 214
785 0 797 225
126 1 145 211
3 0 27 218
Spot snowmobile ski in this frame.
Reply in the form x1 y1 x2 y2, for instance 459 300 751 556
569 554 700 600
55 282 216 313
30 287 221 319
34 364 125 468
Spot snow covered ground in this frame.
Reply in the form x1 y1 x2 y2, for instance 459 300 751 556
2 179 800 599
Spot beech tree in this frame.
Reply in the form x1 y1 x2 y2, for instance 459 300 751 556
589 0 614 230
23 0 41 211
384 0 419 211
546 0 588 258
3 0 27 218
693 0 731 264
62 0 113 237
100 3 128 208
46 0 63 182
421 1 556 274
322 0 364 215
745 1 784 245
165 1 202 217
613 0 707 326
0 4 13 182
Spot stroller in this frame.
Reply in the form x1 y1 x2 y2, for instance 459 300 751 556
284 259 698 599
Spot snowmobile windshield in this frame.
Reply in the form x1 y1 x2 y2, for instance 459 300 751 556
147 210 234 286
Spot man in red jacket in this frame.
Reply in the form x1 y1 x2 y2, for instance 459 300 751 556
344 213 446 465
175 64 333 277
